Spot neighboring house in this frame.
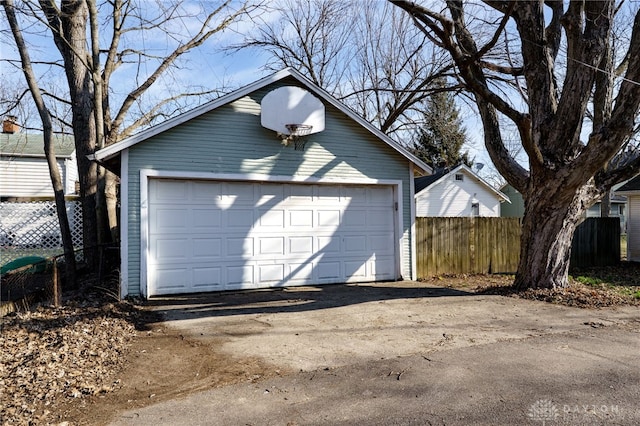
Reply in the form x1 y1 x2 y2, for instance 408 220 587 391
0 119 81 256
501 183 627 231
0 119 78 199
615 175 640 262
499 184 525 218
414 164 510 217
585 194 627 231
93 68 432 298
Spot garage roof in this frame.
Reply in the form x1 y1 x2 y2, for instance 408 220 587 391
92 68 432 175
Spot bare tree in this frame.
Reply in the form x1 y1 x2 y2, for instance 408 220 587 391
237 0 456 141
2 0 262 268
3 0 76 284
391 0 640 289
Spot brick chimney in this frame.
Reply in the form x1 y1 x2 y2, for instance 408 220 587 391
2 116 19 134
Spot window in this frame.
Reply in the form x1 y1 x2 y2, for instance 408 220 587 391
455 174 464 181
471 202 480 217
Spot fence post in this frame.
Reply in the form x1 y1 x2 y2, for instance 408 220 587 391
52 257 61 307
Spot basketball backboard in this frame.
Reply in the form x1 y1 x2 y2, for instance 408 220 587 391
261 86 325 135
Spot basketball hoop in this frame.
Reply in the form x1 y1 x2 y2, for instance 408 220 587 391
281 123 313 150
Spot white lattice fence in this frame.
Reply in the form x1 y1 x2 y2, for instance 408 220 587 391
0 200 83 265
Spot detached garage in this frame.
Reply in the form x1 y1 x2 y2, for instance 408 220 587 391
94 68 431 298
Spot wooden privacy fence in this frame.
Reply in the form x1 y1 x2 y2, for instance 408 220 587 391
416 217 620 278
570 217 620 268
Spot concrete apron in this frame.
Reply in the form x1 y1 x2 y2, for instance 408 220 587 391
143 281 639 372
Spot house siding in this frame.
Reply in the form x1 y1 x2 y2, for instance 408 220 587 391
124 82 413 295
500 184 525 217
415 172 501 217
628 195 640 262
0 157 67 198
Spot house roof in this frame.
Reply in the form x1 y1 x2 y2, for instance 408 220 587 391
503 182 627 203
616 174 640 194
92 68 432 175
415 164 511 203
414 168 447 193
0 132 75 158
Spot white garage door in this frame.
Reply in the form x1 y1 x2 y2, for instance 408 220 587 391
147 179 397 295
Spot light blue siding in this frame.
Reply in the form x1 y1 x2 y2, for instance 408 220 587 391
125 81 414 295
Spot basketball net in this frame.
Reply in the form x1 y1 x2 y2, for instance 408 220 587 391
281 124 313 150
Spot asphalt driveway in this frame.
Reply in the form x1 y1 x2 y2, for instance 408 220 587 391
111 281 640 425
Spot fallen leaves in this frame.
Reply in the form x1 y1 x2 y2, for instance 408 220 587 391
425 264 640 309
0 297 138 425
518 283 640 308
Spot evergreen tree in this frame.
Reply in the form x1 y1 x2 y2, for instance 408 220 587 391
412 81 471 170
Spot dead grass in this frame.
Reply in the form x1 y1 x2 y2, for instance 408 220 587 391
430 262 640 308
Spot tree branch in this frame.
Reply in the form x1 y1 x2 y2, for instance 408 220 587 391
117 88 225 140
110 0 254 134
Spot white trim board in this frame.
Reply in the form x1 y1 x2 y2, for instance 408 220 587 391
119 150 129 298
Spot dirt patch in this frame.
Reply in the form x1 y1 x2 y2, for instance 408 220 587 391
1 295 282 426
51 325 282 426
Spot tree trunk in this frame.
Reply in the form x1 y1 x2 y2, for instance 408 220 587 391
42 0 100 268
514 187 587 290
4 0 76 287
105 170 119 242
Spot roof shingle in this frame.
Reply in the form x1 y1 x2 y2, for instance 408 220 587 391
0 133 75 157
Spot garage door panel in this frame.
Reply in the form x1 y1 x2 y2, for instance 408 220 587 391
317 210 340 227
344 260 367 278
154 180 189 201
367 209 392 227
223 182 255 201
258 237 284 255
289 210 313 227
369 186 393 203
193 238 221 258
226 209 255 227
317 235 341 253
371 258 395 278
153 267 189 292
193 208 221 228
258 209 285 227
289 184 314 200
226 265 254 287
343 186 367 204
148 179 398 295
318 185 340 200
369 234 394 251
344 235 367 252
342 209 367 227
317 261 341 279
192 181 221 200
193 267 222 288
226 237 253 256
153 238 189 261
257 184 285 206
153 208 188 232
258 264 285 283
289 236 313 254
287 263 313 282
